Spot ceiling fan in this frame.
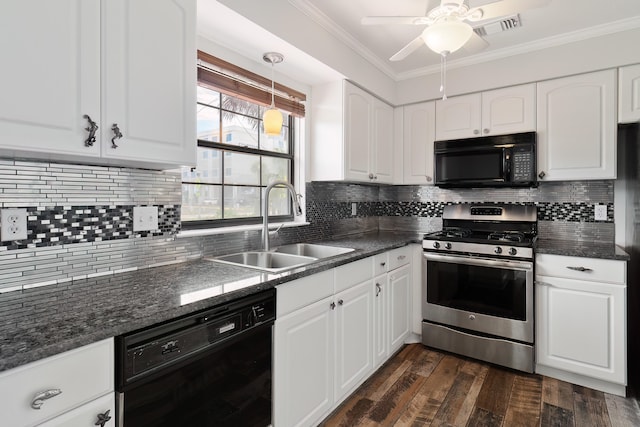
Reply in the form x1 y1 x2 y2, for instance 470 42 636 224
362 0 551 61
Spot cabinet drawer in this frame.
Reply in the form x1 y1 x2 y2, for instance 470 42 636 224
536 254 626 284
334 257 373 293
373 253 388 276
37 392 114 427
388 246 411 271
0 338 114 427
276 270 334 317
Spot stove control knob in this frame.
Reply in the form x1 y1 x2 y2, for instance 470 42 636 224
509 248 517 256
444 242 452 250
494 247 503 254
432 242 440 249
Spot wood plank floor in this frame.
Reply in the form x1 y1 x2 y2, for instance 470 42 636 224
320 344 640 427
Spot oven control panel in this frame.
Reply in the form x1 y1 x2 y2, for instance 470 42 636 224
423 239 533 260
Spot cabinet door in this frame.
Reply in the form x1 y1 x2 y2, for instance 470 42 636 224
274 296 334 427
101 0 196 167
536 276 626 384
389 264 411 352
0 0 101 159
536 69 616 180
344 83 372 182
403 102 436 184
435 93 481 140
334 280 373 403
37 393 114 427
371 98 394 183
619 64 640 123
373 274 388 368
481 84 535 136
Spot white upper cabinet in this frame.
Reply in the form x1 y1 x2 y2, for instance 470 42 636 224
435 84 535 140
402 101 436 185
311 80 394 183
619 64 640 123
0 0 196 170
536 69 616 181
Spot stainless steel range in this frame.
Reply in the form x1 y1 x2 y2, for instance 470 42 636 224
422 204 536 372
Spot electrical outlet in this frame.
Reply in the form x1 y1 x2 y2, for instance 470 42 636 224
594 204 608 221
133 206 159 232
1 208 28 241
351 202 357 216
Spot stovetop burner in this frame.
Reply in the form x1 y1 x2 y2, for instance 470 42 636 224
487 231 526 243
439 227 472 238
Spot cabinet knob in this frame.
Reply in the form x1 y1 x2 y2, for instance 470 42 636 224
375 283 381 297
473 129 480 135
330 301 336 310
111 123 123 149
483 128 489 134
338 299 344 306
380 262 386 267
368 173 374 179
426 176 432 182
31 388 62 410
95 409 112 427
83 114 98 147
538 171 546 179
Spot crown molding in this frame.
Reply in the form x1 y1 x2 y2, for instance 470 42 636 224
289 0 640 82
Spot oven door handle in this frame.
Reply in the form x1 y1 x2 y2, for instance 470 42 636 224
424 252 533 271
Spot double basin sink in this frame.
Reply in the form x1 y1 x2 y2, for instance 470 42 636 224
207 243 355 273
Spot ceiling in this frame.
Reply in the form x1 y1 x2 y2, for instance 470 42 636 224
198 0 640 84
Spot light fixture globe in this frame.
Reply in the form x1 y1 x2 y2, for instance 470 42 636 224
262 52 284 136
421 18 473 54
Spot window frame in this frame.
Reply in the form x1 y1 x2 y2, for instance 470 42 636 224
181 88 296 230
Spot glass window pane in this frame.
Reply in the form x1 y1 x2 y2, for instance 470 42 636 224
261 157 290 185
181 184 222 221
183 147 221 184
224 152 260 185
197 105 220 142
197 86 220 107
221 94 260 118
224 186 260 219
260 126 290 153
222 113 259 149
267 187 291 216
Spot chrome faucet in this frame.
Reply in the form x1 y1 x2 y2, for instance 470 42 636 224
262 181 302 251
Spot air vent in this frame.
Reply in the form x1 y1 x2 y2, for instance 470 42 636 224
474 14 521 36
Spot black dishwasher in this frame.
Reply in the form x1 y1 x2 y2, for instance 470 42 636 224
115 289 275 427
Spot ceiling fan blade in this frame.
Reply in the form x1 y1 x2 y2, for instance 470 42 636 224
461 31 489 53
466 0 550 22
361 16 430 25
389 36 425 61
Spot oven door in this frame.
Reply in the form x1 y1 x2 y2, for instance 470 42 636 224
422 252 533 343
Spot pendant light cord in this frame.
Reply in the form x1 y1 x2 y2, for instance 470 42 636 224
270 62 275 108
440 51 449 100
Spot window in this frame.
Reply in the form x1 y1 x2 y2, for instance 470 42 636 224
181 86 295 227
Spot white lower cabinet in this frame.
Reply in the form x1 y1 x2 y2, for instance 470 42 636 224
0 338 114 427
274 248 413 427
535 254 627 396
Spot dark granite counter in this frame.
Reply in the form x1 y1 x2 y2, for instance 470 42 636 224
535 239 630 261
0 231 421 372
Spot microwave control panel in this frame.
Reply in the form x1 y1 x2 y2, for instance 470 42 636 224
512 150 533 181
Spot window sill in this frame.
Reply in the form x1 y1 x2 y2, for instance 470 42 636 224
176 221 310 239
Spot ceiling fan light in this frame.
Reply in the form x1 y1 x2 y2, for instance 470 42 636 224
263 107 283 136
422 19 473 54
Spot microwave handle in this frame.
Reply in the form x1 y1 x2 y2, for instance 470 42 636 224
503 149 511 181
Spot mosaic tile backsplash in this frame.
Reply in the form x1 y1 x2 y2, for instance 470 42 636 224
0 158 615 291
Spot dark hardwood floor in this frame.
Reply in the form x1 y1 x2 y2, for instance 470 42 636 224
320 344 640 427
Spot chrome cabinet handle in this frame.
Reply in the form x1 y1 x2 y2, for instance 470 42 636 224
375 283 381 297
111 123 123 148
95 409 112 427
338 299 344 306
397 255 406 260
83 115 98 147
567 266 593 272
538 171 546 179
330 301 336 310
380 262 386 267
31 388 62 409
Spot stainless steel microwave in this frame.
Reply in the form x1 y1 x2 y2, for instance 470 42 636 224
434 132 537 188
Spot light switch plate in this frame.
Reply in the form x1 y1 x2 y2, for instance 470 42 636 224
133 206 159 232
1 208 28 241
351 202 357 216
594 204 607 221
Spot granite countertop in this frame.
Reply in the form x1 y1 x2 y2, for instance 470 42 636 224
0 231 421 372
535 239 630 261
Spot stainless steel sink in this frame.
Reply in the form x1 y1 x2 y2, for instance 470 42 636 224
207 251 317 273
273 243 355 259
